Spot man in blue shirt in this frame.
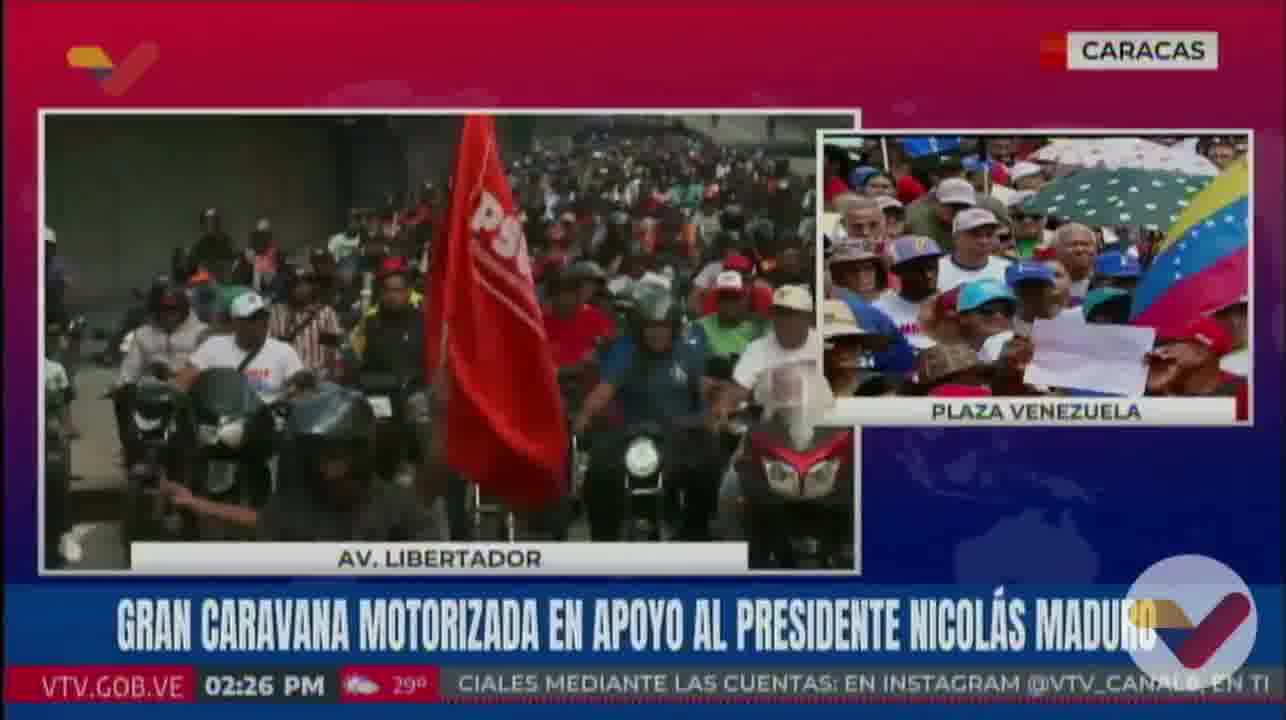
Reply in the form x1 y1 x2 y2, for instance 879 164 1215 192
572 287 722 541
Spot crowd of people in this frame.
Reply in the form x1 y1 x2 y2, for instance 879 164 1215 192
49 117 845 551
817 135 1250 414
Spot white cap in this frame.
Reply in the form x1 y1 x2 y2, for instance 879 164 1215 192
935 178 977 206
714 270 744 292
255 218 271 232
828 239 879 265
821 299 867 338
772 284 813 313
1010 162 1042 181
229 291 269 319
875 196 904 211
1007 190 1036 209
43 226 56 244
953 208 1001 234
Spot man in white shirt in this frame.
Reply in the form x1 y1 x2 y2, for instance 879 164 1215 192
176 291 305 403
937 208 1012 292
1052 223 1098 306
715 285 834 423
328 211 364 262
876 235 944 351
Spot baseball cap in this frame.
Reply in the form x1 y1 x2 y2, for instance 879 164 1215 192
1163 316 1235 358
714 270 745 293
914 343 982 385
1010 162 1042 182
934 178 977 207
821 299 869 339
1082 287 1131 320
772 284 813 313
828 239 880 265
875 196 905 212
229 291 269 320
957 278 1017 313
952 208 1001 235
1007 190 1036 210
889 235 944 267
1094 251 1142 278
723 253 754 274
1005 261 1056 288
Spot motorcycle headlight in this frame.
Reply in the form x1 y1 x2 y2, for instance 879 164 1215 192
763 460 800 497
216 418 246 448
802 459 840 500
624 437 660 478
132 411 163 433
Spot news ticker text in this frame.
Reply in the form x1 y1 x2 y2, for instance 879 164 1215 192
6 666 1282 703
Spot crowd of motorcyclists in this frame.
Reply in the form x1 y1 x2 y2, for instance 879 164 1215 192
46 122 857 570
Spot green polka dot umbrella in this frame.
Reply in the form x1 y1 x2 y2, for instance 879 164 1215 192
1018 167 1215 232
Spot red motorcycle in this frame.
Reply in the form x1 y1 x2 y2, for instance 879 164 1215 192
734 364 856 569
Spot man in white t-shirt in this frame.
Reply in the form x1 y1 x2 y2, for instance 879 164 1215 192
876 235 945 352
715 285 834 423
1052 223 1098 306
937 208 1012 292
177 291 305 403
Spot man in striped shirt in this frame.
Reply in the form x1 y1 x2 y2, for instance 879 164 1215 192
269 267 343 380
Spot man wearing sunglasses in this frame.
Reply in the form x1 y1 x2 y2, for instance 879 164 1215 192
1007 191 1049 259
937 208 1012 292
955 278 1018 359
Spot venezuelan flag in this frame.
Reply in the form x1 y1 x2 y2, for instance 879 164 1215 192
1130 160 1249 332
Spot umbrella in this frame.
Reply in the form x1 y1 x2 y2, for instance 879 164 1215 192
1020 167 1214 231
1130 159 1249 331
1032 137 1219 177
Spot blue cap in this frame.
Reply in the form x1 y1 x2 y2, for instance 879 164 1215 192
849 166 878 188
1083 287 1131 320
962 154 990 173
1094 251 1142 278
957 278 1017 313
888 235 944 267
1005 261 1055 288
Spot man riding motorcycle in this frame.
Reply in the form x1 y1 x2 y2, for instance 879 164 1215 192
175 291 306 507
114 280 209 464
159 384 444 540
690 270 765 381
572 286 722 541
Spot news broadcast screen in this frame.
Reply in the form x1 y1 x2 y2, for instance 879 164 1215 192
5 2 1282 719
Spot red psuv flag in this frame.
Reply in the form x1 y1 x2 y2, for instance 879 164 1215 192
425 116 567 510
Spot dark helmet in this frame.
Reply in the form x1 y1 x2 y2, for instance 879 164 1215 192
631 284 681 337
146 278 191 317
720 204 746 232
284 385 377 483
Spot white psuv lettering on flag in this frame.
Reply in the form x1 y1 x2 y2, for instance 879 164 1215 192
1067 33 1218 70
469 189 543 333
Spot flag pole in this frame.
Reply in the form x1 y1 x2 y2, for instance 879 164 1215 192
880 137 891 173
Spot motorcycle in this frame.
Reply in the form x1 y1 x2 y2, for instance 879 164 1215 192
118 374 190 562
356 371 425 487
95 287 149 367
736 364 856 570
619 422 670 541
44 383 73 569
187 367 281 538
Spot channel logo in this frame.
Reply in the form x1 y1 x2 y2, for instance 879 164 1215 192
1040 33 1218 71
66 43 159 96
1125 554 1257 690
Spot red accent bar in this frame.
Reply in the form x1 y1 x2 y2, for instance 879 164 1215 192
337 665 441 703
5 666 196 703
1039 32 1067 71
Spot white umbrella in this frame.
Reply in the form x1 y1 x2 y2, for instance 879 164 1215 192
1032 138 1218 176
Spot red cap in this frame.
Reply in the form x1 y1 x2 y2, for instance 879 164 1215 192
937 286 962 315
1032 246 1058 261
1166 316 1235 358
379 256 408 276
930 384 993 398
723 254 754 273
